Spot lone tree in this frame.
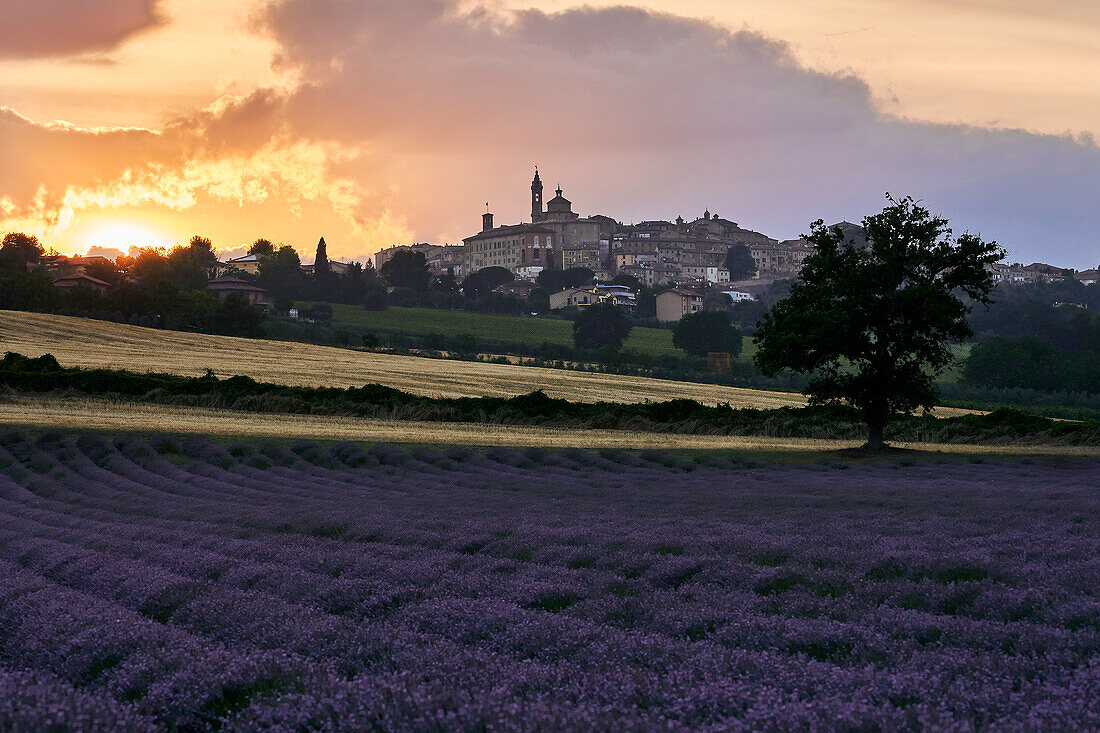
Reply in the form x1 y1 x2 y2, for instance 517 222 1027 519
673 310 742 357
724 244 757 281
753 195 1003 450
573 302 632 349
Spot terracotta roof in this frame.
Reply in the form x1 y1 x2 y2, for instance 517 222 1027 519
206 277 269 293
53 274 111 287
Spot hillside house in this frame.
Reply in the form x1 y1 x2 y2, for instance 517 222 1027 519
497 280 537 299
549 286 598 310
300 260 353 276
222 254 262 275
205 277 273 307
52 274 112 294
41 255 114 280
594 284 636 310
656 288 704 322
717 288 754 302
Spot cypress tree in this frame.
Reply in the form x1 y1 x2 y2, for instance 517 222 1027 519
314 237 331 278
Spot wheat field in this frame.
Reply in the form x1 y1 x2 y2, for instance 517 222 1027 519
1 311 816 407
1 311 985 416
0 396 1092 455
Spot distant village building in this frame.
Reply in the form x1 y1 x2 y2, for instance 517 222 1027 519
497 280 538 299
52 274 112 294
374 243 464 276
300 260 353 276
561 242 602 270
222 253 262 275
529 169 609 253
205 276 273 307
462 209 556 273
717 288 754 302
40 255 113 279
547 284 637 311
594 283 636 310
1076 269 1099 285
549 286 599 310
448 169 1087 289
655 289 705 322
986 262 1070 285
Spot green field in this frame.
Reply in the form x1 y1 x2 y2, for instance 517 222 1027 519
323 304 699 358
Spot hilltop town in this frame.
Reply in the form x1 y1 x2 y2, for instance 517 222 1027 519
374 169 1098 296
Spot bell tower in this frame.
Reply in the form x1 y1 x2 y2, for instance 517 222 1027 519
531 167 544 221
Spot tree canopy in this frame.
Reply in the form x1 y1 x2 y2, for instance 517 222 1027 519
753 195 1003 449
673 310 742 357
724 244 757 281
478 267 514 289
248 238 275 258
380 249 430 290
538 267 594 292
258 245 303 312
0 232 45 272
572 302 632 349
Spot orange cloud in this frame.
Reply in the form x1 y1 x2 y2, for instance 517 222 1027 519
0 0 163 58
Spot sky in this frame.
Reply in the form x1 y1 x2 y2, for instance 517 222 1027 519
1 0 1098 268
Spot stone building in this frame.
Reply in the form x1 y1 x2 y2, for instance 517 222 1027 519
529 169 604 262
462 210 556 273
655 288 704 322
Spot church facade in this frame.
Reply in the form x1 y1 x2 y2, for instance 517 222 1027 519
463 170 611 277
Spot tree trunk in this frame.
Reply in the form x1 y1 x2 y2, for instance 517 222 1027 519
866 419 885 450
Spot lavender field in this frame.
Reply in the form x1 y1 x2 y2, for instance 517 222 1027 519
1 432 1098 731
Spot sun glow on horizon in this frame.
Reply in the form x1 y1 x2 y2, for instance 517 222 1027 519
80 221 175 256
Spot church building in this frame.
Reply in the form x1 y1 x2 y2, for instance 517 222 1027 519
462 169 614 277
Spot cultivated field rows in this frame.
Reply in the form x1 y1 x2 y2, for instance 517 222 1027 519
0 432 1098 729
0 310 809 408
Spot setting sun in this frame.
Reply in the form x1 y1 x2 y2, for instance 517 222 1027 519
80 221 173 256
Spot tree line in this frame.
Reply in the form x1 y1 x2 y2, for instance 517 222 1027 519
0 233 264 336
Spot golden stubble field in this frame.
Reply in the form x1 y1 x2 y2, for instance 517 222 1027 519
2 397 1094 456
2 311 986 419
2 311 815 408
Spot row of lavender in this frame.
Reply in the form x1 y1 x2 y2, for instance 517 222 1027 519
0 431 1098 730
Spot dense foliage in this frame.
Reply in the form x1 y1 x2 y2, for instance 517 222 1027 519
964 336 1100 394
537 267 595 293
968 280 1100 342
0 432 1097 729
961 286 1100 394
673 310 743 357
572 303 632 349
0 235 267 337
379 249 430 290
755 197 1003 448
724 243 757 281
